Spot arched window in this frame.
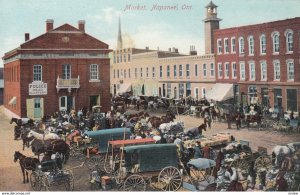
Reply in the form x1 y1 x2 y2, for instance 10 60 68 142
239 37 244 54
271 31 280 53
285 29 294 52
260 34 266 54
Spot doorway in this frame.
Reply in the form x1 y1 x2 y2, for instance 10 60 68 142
59 96 73 112
90 95 100 111
34 98 43 118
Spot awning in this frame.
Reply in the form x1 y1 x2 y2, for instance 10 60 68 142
205 83 233 102
8 96 17 105
118 83 132 94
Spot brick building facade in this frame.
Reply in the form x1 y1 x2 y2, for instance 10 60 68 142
3 20 111 118
214 17 300 113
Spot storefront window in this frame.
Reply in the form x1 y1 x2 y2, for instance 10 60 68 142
286 89 297 112
274 88 282 107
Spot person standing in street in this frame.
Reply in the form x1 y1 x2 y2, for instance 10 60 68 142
235 113 242 130
226 113 232 129
193 141 202 159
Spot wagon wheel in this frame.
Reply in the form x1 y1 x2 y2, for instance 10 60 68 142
123 174 146 191
113 168 126 185
255 156 272 171
40 174 50 191
64 170 74 191
158 166 182 191
85 155 105 171
30 171 41 191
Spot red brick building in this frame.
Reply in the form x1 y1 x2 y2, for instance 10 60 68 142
214 17 300 113
3 19 111 118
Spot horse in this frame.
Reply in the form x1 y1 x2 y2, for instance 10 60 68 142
27 130 60 141
30 139 70 164
272 142 300 166
10 118 34 127
14 151 40 184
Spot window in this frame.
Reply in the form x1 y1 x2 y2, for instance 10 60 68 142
217 39 222 54
273 60 280 80
210 63 215 77
225 63 229 78
286 89 297 112
248 36 254 55
240 62 245 80
62 64 71 79
202 87 206 98
167 65 170 77
33 65 42 81
194 64 198 77
160 66 162 78
179 65 183 77
224 38 229 53
135 68 137 78
203 64 207 77
179 83 184 98
239 37 245 55
260 61 267 81
274 88 282 107
152 67 155 78
129 69 131 78
113 55 116 64
167 83 171 98
285 30 294 52
232 62 237 79
120 55 122 63
260 34 267 54
249 62 255 81
117 56 119 63
128 54 131 62
231 37 236 53
248 86 257 100
90 64 99 80
186 64 190 77
113 69 115 78
218 63 222 78
174 65 177 77
287 59 294 80
186 83 191 97
272 31 280 53
140 68 143 78
124 69 126 78
117 69 120 78
124 54 126 62
146 67 149 78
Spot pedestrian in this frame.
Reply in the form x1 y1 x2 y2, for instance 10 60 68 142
275 173 288 191
226 113 232 129
235 113 241 130
193 141 202 159
202 144 211 159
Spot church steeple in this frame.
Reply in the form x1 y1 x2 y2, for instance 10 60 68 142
117 17 123 50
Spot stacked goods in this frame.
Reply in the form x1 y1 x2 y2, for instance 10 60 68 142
101 176 112 190
183 133 231 148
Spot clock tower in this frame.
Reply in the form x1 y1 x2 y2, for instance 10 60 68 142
203 1 222 54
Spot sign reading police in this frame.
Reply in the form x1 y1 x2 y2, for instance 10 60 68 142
29 82 47 95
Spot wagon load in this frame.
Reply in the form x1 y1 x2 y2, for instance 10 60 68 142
159 121 184 134
183 133 232 148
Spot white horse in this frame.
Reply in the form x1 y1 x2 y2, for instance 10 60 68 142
159 121 184 134
272 142 300 166
27 130 60 141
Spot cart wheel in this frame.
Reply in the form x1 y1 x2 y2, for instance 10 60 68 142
30 172 41 191
113 168 126 185
254 156 272 171
158 166 182 191
85 156 104 170
123 174 146 191
64 170 74 191
40 175 50 191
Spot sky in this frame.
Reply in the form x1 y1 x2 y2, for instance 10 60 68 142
0 0 299 67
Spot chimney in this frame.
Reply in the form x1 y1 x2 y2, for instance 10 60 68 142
174 48 179 53
46 19 54 32
78 20 85 32
145 46 149 50
25 33 30 41
168 48 171 52
189 45 197 55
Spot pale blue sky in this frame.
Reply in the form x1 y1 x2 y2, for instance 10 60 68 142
0 0 299 67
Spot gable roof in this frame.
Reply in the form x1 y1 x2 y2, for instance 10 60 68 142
20 23 109 49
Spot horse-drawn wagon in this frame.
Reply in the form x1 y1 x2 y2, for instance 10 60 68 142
114 144 183 191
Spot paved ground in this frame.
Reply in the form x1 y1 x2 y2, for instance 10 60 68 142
0 106 300 191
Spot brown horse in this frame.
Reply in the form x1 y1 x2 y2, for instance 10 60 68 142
14 151 40 184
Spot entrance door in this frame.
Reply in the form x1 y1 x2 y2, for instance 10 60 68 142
59 96 73 112
90 95 100 111
34 98 42 118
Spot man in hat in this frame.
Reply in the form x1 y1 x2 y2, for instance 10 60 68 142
202 144 211 159
193 141 202 159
